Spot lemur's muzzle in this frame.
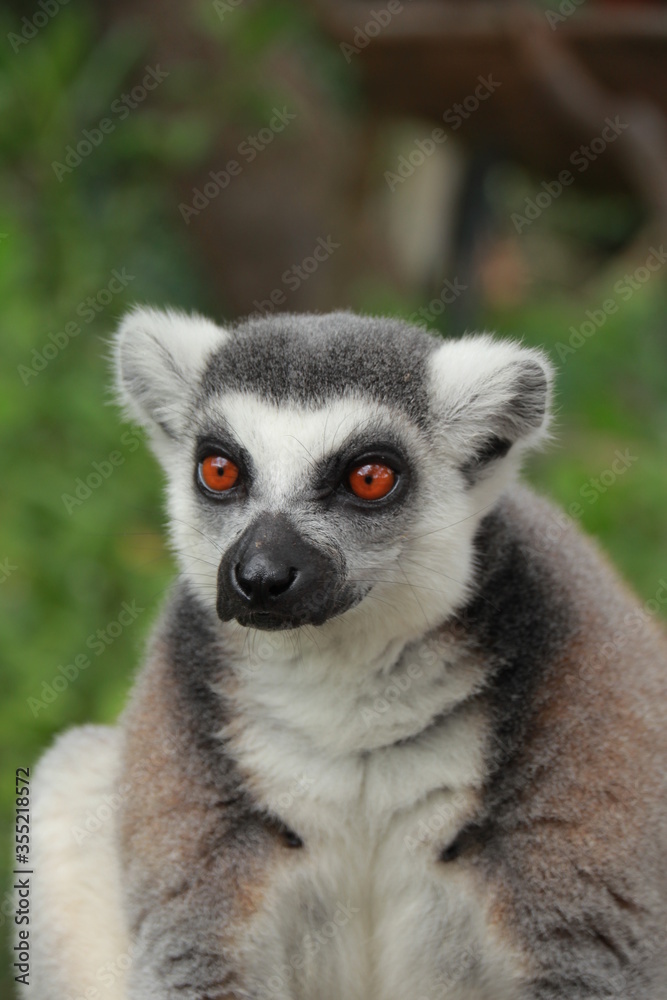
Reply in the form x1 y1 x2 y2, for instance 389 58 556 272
217 513 346 630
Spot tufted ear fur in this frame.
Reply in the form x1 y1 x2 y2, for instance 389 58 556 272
429 334 553 481
113 306 228 447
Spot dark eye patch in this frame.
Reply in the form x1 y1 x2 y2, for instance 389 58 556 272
311 432 409 499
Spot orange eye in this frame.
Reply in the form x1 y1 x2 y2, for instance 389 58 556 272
348 463 396 501
199 455 240 493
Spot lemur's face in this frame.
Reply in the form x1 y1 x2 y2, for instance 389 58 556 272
191 394 417 631
115 310 550 641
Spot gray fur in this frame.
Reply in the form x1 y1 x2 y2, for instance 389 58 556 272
462 490 667 998
201 310 437 426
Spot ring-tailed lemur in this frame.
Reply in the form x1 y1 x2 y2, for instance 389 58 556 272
30 309 667 1000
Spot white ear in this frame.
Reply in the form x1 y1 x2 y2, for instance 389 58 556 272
429 333 553 477
113 306 228 442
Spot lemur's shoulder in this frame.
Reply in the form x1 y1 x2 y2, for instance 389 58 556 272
468 482 667 777
496 482 667 663
464 486 667 992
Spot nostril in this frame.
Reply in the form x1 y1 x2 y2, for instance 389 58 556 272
233 560 299 604
268 567 298 598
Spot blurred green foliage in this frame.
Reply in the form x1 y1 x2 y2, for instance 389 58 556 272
1 1 666 996
0 9 209 990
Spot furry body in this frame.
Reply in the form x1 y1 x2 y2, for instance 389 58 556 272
30 311 667 999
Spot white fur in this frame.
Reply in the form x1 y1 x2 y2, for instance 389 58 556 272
428 333 553 445
30 725 130 1000
113 306 228 455
168 391 478 664
223 631 529 1000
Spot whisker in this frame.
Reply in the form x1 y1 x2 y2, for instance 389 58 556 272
358 593 400 612
168 515 225 556
401 555 500 614
404 502 497 542
398 563 429 628
284 435 318 471
350 578 445 595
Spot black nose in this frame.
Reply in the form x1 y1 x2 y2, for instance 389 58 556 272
217 513 347 629
234 556 298 605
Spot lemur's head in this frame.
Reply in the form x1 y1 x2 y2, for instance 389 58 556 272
114 309 551 646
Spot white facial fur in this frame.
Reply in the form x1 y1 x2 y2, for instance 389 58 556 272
114 308 552 675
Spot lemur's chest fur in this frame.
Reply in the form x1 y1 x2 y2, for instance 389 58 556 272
219 633 529 1000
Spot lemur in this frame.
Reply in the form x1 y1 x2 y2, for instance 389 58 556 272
30 308 667 1000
